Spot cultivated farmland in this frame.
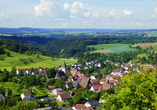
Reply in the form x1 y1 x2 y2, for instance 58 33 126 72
88 44 137 53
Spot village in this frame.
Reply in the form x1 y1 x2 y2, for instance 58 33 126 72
1 60 156 110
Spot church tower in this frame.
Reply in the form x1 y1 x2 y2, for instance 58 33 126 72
62 61 67 74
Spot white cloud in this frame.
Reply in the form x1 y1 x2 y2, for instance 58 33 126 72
34 0 90 19
34 0 70 18
0 12 9 19
110 9 116 15
130 22 143 27
123 8 132 16
155 7 157 14
70 1 88 18
84 12 91 17
92 12 102 19
64 3 70 10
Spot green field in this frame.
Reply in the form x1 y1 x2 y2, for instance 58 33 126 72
0 51 77 71
88 44 137 53
146 32 157 37
88 44 128 50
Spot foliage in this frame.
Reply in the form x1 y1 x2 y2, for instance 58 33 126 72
99 68 157 110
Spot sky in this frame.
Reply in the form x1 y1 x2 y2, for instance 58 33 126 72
0 0 157 29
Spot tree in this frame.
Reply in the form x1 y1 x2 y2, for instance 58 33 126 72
72 93 83 104
99 67 157 110
47 68 56 78
53 79 65 89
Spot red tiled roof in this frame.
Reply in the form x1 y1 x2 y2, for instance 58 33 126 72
79 83 88 88
112 69 121 72
70 69 77 76
111 75 120 79
18 69 26 72
92 84 100 90
74 104 86 109
47 85 54 90
100 78 106 82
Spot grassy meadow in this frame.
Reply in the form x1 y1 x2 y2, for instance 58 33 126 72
0 51 77 71
88 44 137 53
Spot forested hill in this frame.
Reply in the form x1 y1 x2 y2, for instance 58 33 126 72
0 39 57 56
0 36 57 46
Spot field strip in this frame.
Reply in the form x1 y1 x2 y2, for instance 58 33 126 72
90 49 114 53
136 43 157 47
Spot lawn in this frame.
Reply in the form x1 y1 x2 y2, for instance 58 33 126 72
88 44 136 53
0 51 77 71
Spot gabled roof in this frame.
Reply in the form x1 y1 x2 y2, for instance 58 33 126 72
111 75 120 79
74 104 87 109
55 71 66 77
60 92 71 100
80 78 90 83
66 82 73 88
70 69 78 76
17 69 26 72
54 88 62 91
86 101 99 107
72 81 80 88
79 82 88 88
91 84 100 90
22 92 31 96
100 84 111 91
112 68 122 73
47 85 54 90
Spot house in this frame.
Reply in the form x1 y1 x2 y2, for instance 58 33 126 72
72 81 81 88
90 79 99 85
32 71 40 75
16 69 27 75
39 68 47 74
65 82 73 89
72 104 87 110
47 85 54 90
79 82 89 88
100 78 106 84
80 78 90 83
39 97 55 102
90 84 100 92
20 92 31 100
20 92 32 103
70 57 75 60
22 98 30 103
52 88 63 95
70 69 78 77
111 68 123 76
85 101 99 108
90 75 98 80
99 83 111 91
56 92 71 101
0 94 5 101
55 71 66 79
26 68 33 74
